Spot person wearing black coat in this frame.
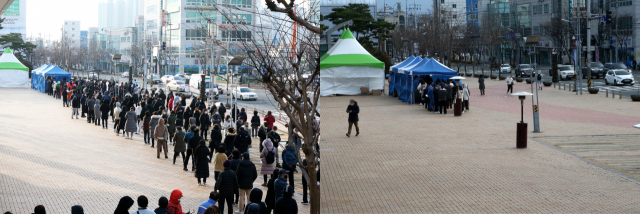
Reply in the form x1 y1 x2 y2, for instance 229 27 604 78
250 111 260 138
264 169 278 213
193 110 201 127
438 86 448 114
200 111 211 140
257 123 271 152
198 99 206 111
218 103 226 119
62 87 68 107
80 93 87 117
274 186 298 214
188 129 203 171
223 128 237 157
214 160 239 214
175 107 184 127
183 107 193 131
100 99 110 129
244 188 268 214
194 139 210 185
209 125 223 161
71 93 81 119
118 106 128 135
478 76 486 95
236 152 258 213
346 99 359 137
234 127 252 154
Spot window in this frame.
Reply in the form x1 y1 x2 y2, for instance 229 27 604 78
469 14 478 20
544 4 549 13
185 29 206 40
127 37 130 42
186 12 216 24
532 5 542 14
475 3 478 8
440 0 444 4
121 37 127 42
65 22 68 25
533 26 540 35
170 29 179 40
168 12 180 25
452 14 457 19
452 4 456 8
146 20 156 30
147 5 157 15
221 30 252 41
222 14 251 25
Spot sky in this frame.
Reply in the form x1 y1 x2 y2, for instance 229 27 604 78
26 0 100 39
376 0 430 14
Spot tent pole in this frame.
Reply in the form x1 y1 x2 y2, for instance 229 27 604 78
411 74 414 104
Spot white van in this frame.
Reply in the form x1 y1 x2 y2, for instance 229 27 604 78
189 74 218 99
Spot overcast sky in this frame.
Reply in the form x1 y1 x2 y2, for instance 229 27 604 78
26 0 100 39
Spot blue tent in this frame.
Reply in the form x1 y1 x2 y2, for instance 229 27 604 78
31 65 47 90
33 65 53 92
395 57 421 74
410 58 458 76
38 66 71 93
390 56 415 72
389 56 417 96
396 58 430 102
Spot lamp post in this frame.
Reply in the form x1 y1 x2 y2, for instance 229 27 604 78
511 91 534 148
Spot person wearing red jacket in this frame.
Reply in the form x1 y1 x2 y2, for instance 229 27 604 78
263 111 275 130
168 189 186 214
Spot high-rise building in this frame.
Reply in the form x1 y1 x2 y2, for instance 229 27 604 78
80 31 88 52
0 0 26 41
62 21 81 45
99 0 141 30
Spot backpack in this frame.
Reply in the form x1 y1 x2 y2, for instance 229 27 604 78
266 147 275 164
537 74 542 81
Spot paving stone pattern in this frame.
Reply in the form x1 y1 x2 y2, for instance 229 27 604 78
0 88 309 213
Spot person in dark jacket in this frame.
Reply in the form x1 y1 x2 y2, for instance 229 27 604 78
273 169 289 202
62 87 69 107
478 75 485 95
209 125 223 161
234 127 252 154
218 103 226 119
223 128 237 157
71 93 81 119
153 196 170 214
265 169 278 213
195 139 210 185
183 107 193 131
229 149 242 205
237 152 258 213
113 196 134 214
200 110 211 140
346 99 359 137
438 86 448 114
118 106 128 135
71 205 84 214
282 144 297 187
239 108 247 122
244 188 267 214
100 99 110 129
173 127 187 164
81 93 87 117
214 160 239 214
274 185 298 214
257 122 270 152
87 97 95 123
187 128 203 171
175 107 184 128
250 111 260 138
445 82 453 109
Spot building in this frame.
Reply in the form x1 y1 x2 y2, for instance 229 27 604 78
0 0 15 15
80 31 88 52
0 0 26 40
63 21 81 45
99 0 142 30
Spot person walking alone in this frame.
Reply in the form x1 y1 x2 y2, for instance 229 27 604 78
345 99 360 137
478 75 485 95
506 75 514 94
536 70 543 90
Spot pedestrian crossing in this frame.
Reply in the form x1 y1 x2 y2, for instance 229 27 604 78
576 81 639 92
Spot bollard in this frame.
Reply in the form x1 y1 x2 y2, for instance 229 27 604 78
612 90 615 99
620 92 622 99
606 89 608 97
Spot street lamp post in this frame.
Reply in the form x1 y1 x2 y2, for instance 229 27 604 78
511 91 534 148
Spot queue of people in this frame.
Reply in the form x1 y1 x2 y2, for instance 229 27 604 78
36 77 311 213
415 77 470 114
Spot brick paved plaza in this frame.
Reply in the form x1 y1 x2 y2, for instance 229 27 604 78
0 88 309 213
320 78 640 213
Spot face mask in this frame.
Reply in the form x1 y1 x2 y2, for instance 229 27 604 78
178 198 182 202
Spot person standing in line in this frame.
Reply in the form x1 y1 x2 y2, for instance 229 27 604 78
264 169 279 213
273 169 289 202
155 118 169 159
236 152 257 213
130 195 155 214
167 190 185 214
506 75 514 94
195 139 211 185
183 106 193 131
234 127 251 154
213 146 228 181
143 112 151 144
94 99 102 126
154 197 170 214
135 102 143 134
150 112 162 147
257 122 270 152
62 86 69 107
222 115 234 136
100 99 110 129
345 99 360 137
243 188 267 214
250 111 260 138
118 105 128 136
478 75 485 95
81 92 88 118
183 126 195 171
218 103 226 120
282 144 297 187
200 110 211 140
209 125 222 161
168 110 177 145
263 111 275 130
32 205 46 214
438 86 448 114
186 128 202 171
125 106 139 140
173 127 187 164
197 192 218 214
260 138 276 187
114 196 135 214
239 108 247 122
114 102 122 132
175 106 184 128
274 185 298 214
214 160 239 214
211 109 222 130
71 92 81 119
445 82 453 109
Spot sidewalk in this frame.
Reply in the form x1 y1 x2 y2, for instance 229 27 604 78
319 76 640 212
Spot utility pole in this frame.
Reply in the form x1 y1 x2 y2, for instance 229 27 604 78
586 0 592 78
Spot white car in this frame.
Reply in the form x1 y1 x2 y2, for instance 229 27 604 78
500 64 511 74
120 72 129 78
605 70 635 86
166 80 188 92
558 65 576 80
160 75 173 84
232 87 258 100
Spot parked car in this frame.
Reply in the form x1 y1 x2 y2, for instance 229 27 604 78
604 63 632 74
120 72 129 78
232 87 258 101
499 64 511 74
558 65 576 80
515 64 534 77
605 70 635 86
582 62 605 79
172 75 185 82
160 75 173 83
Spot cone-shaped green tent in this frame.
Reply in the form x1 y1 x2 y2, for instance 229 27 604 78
320 29 385 96
0 48 29 87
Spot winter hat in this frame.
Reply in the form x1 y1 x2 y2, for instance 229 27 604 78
223 160 231 168
246 203 261 214
279 168 289 175
242 152 250 159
